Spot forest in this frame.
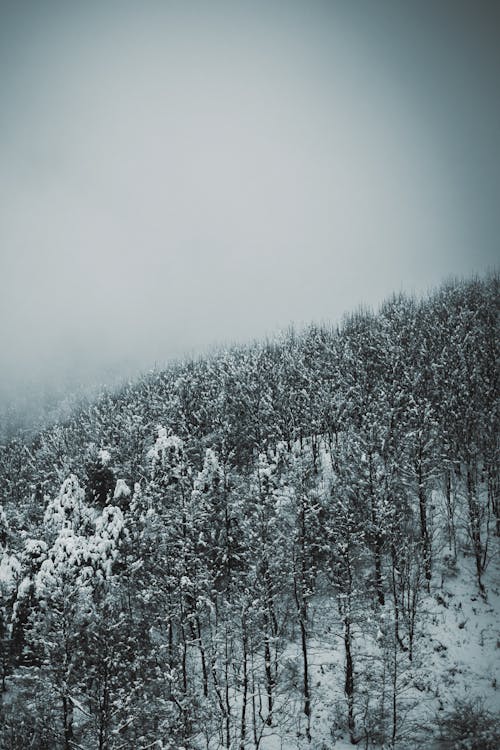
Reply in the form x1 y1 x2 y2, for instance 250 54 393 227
0 274 498 749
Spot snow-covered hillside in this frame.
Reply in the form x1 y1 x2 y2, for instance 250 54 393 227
0 277 498 749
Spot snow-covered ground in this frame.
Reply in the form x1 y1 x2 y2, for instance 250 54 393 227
255 553 500 749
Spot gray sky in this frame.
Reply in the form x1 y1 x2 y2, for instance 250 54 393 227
1 0 499 400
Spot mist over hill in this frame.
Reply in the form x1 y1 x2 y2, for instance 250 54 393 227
2 0 499 422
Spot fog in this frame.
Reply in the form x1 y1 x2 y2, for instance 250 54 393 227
1 0 499 411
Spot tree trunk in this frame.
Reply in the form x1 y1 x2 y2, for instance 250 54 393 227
467 466 486 594
344 616 356 744
293 552 311 741
62 694 74 750
263 630 273 725
194 617 208 698
369 452 385 606
240 614 248 749
418 485 431 585
374 537 385 606
444 469 457 558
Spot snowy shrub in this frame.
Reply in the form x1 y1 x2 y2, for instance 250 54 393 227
0 504 9 548
0 667 57 749
358 698 389 747
85 447 116 507
43 475 87 531
434 697 500 750
93 504 127 577
147 427 186 481
441 552 459 577
280 655 300 690
113 478 131 501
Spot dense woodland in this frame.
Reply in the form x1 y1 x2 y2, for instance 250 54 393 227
0 275 498 749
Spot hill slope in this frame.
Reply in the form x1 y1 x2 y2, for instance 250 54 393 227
0 274 498 749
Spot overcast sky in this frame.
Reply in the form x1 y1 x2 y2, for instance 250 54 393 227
1 0 499 400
